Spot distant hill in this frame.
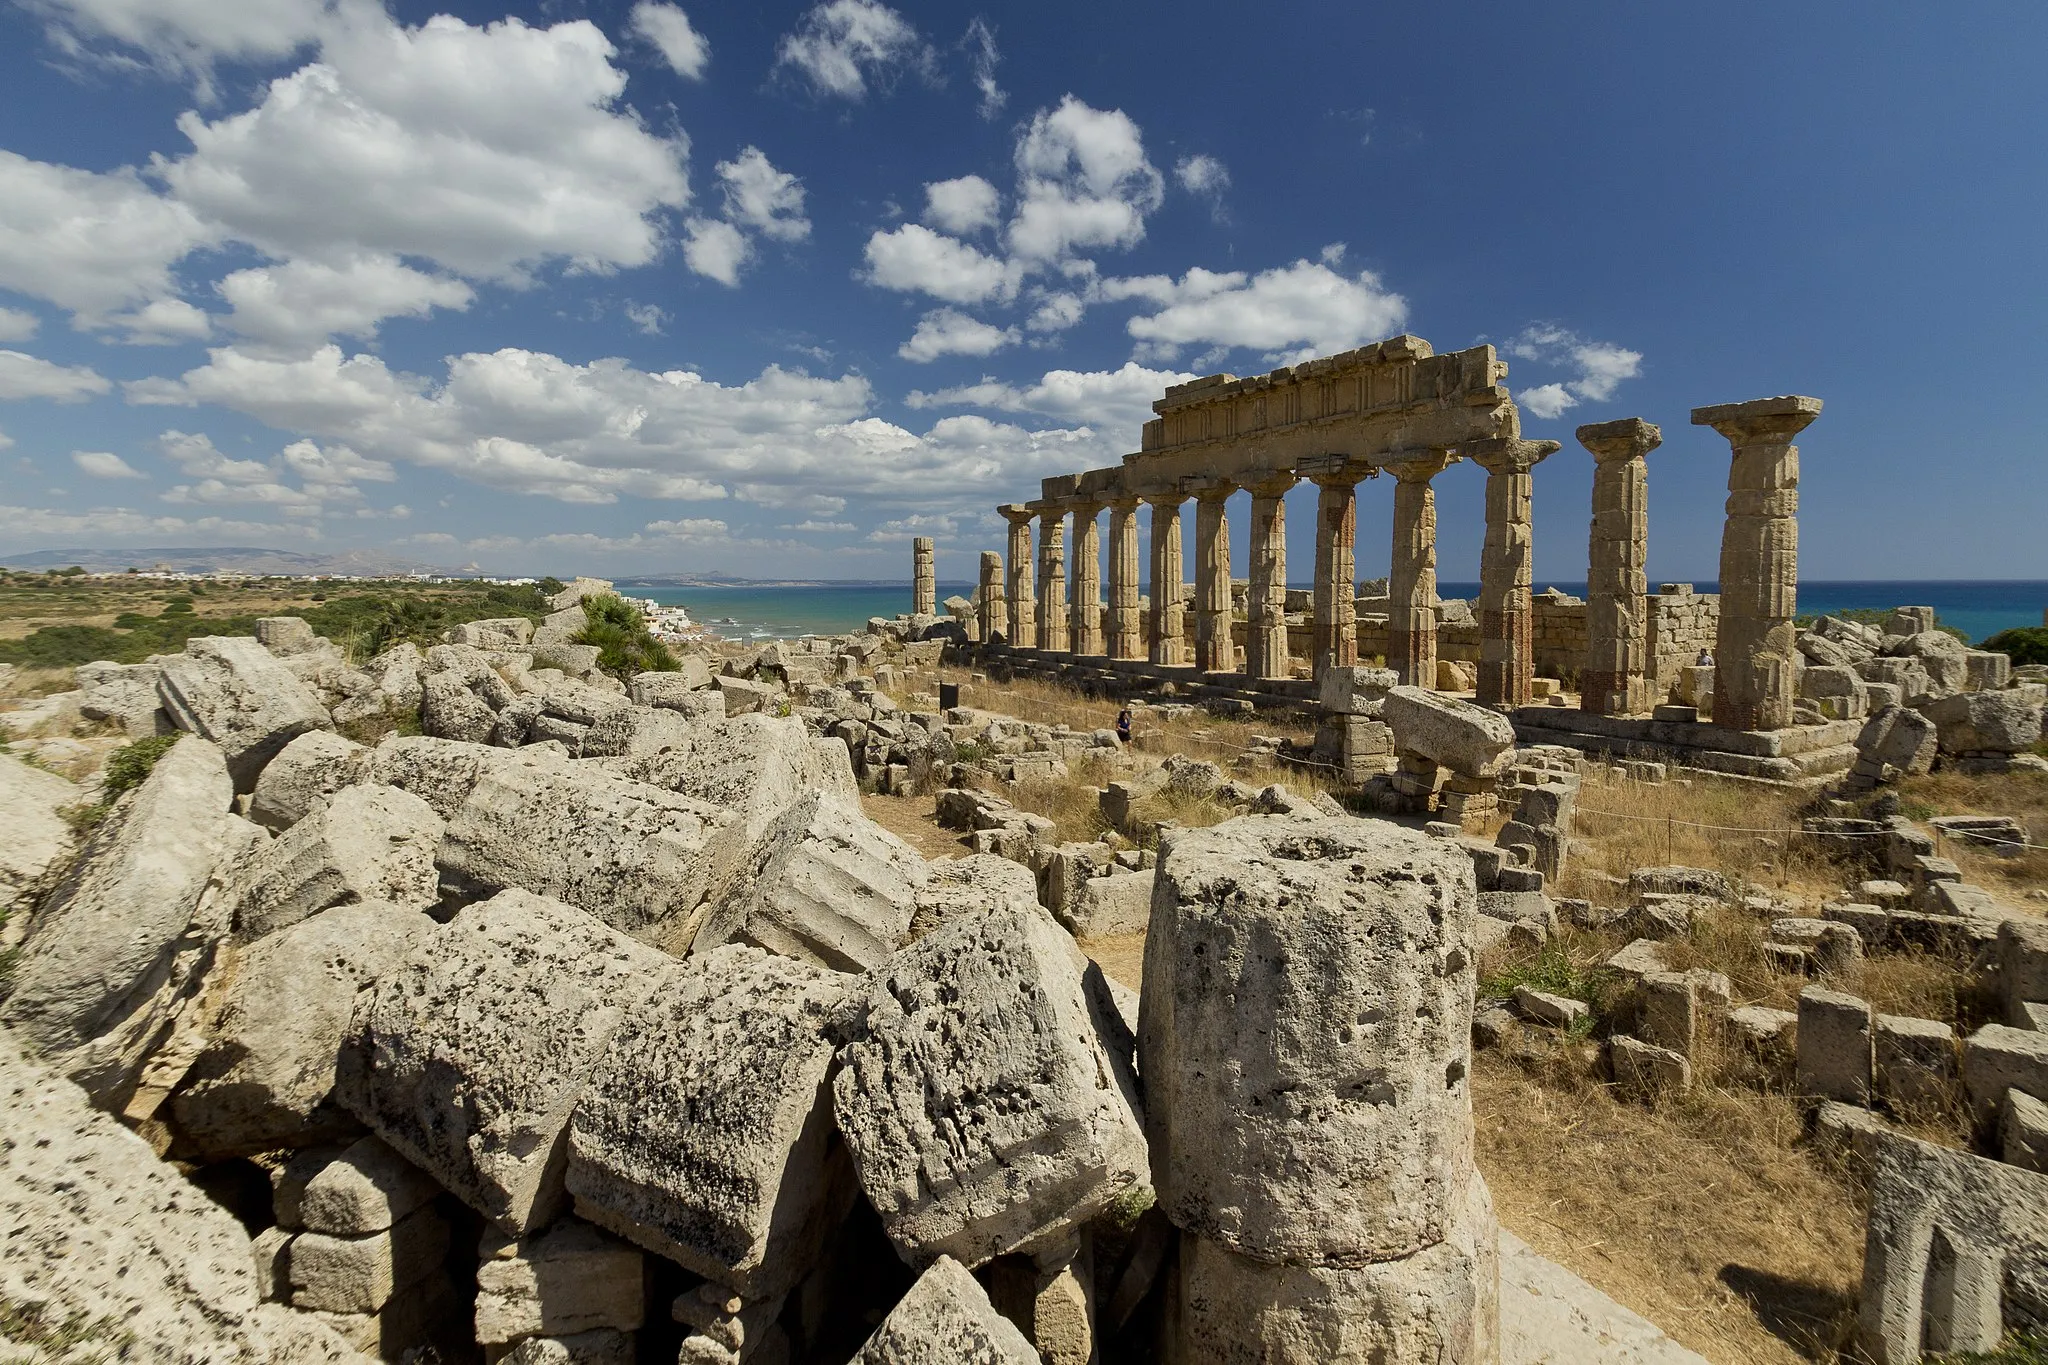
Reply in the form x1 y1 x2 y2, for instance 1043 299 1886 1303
0 546 455 576
616 574 912 588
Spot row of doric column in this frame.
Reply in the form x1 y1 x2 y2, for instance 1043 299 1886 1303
978 393 1816 727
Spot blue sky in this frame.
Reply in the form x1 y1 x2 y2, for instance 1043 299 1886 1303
0 0 2043 582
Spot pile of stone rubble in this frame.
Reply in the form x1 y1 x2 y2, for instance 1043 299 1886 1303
0 604 1740 1363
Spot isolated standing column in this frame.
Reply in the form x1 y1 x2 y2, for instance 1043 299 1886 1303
1146 496 1187 666
1192 483 1236 674
977 550 1005 643
1246 474 1295 680
1387 451 1456 687
1068 503 1104 655
912 536 936 616
1037 507 1069 653
1467 437 1559 708
1694 395 1823 731
1107 497 1144 660
999 504 1036 648
1576 418 1661 716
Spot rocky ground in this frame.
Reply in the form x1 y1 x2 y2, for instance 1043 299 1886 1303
0 585 2042 1364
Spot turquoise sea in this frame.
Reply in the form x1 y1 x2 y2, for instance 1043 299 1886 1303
638 580 2048 645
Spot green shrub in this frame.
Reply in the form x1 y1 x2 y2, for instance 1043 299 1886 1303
574 592 678 679
1981 626 2048 665
538 576 565 597
1933 1331 2048 1364
103 733 181 802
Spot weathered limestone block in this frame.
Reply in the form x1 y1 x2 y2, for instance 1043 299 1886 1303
1320 664 1399 716
290 1204 450 1314
2005 1089 2048 1173
1797 987 1873 1105
1962 1023 2048 1129
1873 1014 1956 1116
474 1218 646 1345
421 668 501 743
300 1135 443 1234
626 713 858 862
503 1330 636 1365
232 784 443 940
1857 1130 2048 1363
580 702 706 758
630 657 716 701
0 751 80 915
850 1256 1040 1364
909 854 1041 943
0 736 240 1108
0 1032 369 1364
365 733 550 820
255 616 321 654
1066 868 1155 938
438 761 734 938
1923 689 2043 755
76 658 172 737
834 900 1148 1268
249 729 373 831
1140 816 1479 1266
335 889 674 1234
1175 1181 1497 1365
671 1280 787 1365
1381 685 1516 778
717 675 784 715
693 789 925 972
568 943 852 1298
158 636 333 790
2001 917 2048 1027
446 616 535 649
172 901 435 1159
1609 1035 1693 1100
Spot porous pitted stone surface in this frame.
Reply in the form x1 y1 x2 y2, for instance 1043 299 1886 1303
0 1029 369 1363
833 899 1148 1268
567 942 852 1298
335 889 674 1235
437 761 736 939
848 1256 1040 1364
171 901 436 1160
249 730 372 832
692 789 925 972
0 751 81 915
230 784 443 941
0 736 241 1108
156 635 332 791
1381 686 1516 777
1139 814 1480 1267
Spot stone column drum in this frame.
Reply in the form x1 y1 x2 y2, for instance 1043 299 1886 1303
999 506 1036 649
1311 474 1363 681
1147 497 1187 667
912 537 937 617
1106 498 1144 661
1037 508 1069 654
978 550 1005 644
1140 817 1497 1364
1068 504 1103 657
1467 438 1558 709
1192 484 1235 675
1388 452 1456 688
1245 474 1294 681
1576 419 1661 716
1695 395 1822 731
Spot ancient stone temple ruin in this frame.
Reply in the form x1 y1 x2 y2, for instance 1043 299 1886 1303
962 332 1846 781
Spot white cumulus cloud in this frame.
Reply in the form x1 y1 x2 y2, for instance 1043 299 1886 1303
627 1 708 79
1124 255 1408 364
1506 324 1644 417
0 152 214 325
23 0 332 95
72 450 146 479
773 0 933 100
0 350 113 402
0 308 41 342
897 308 1019 363
905 360 1196 436
1008 96 1163 263
217 254 473 348
682 218 750 287
964 17 1005 120
923 175 1000 236
716 147 810 243
861 224 1020 304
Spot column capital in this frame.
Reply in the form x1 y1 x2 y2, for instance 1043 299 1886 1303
1105 494 1142 514
1464 437 1560 476
1575 417 1662 463
1690 395 1822 445
1383 448 1458 483
1243 469 1298 498
997 503 1035 525
1182 475 1236 502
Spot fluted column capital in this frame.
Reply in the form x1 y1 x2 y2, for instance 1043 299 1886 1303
997 502 1036 526
1575 417 1662 463
1690 395 1821 447
1383 448 1458 484
1465 437 1560 477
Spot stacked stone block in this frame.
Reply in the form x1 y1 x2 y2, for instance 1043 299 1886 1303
911 538 936 617
1576 418 1660 716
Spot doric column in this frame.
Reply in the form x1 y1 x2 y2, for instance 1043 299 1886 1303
1146 496 1187 667
1068 502 1104 656
1037 506 1069 653
1191 481 1236 674
1386 451 1456 687
998 505 1035 648
977 549 1005 643
911 536 936 616
1107 498 1143 660
1576 418 1662 716
1694 395 1823 731
1245 473 1295 680
1467 437 1559 708
1309 473 1365 681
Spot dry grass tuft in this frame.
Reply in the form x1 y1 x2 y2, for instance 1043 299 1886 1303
1896 767 2048 892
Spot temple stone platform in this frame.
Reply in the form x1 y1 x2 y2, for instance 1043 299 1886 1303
1509 706 1859 782
982 644 1318 712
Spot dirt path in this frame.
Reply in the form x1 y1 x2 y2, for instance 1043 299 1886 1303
858 792 971 861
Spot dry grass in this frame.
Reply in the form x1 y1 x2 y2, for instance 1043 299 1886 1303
0 665 79 702
1474 1051 1866 1365
1896 766 2048 892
